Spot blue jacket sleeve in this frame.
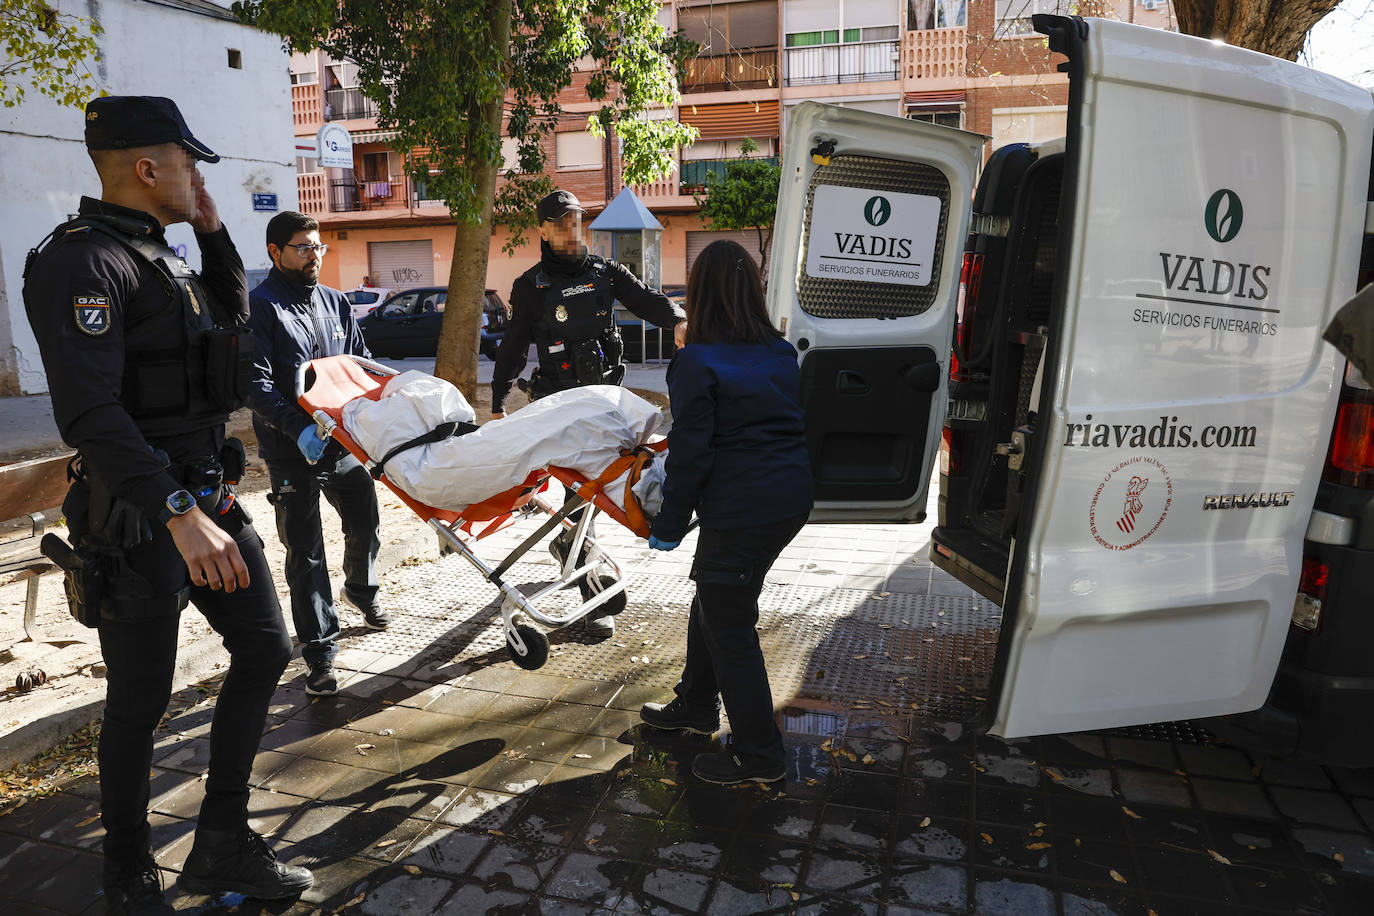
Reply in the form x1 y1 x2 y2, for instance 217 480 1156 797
339 292 370 358
246 296 312 441
652 349 715 541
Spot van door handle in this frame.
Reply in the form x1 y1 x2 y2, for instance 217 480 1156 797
836 370 870 396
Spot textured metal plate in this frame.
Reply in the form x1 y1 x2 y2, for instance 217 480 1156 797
798 154 953 320
352 549 1001 722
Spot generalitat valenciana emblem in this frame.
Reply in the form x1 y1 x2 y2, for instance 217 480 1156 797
554 304 569 322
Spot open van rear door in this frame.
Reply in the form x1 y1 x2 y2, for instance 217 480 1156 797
989 17 1374 738
767 103 983 522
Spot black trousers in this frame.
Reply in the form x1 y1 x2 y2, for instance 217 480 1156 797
266 449 381 667
673 513 808 766
67 488 292 881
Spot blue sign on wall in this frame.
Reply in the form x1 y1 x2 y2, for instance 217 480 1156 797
252 193 279 212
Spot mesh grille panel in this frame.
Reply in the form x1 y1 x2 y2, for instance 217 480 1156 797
798 155 952 320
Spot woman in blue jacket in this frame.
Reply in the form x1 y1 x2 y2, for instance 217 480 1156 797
641 240 814 785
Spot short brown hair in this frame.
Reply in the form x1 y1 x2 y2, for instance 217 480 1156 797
266 210 319 249
683 241 779 346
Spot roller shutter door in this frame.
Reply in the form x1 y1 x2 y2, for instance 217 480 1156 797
368 239 434 288
685 229 767 278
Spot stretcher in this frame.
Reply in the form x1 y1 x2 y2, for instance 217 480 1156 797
296 354 662 669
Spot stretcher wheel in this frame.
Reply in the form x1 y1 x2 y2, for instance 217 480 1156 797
508 624 549 670
579 574 626 616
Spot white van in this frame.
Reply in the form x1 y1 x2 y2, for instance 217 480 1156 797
767 16 1374 761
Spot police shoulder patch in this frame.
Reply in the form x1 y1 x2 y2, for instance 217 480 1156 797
73 295 111 336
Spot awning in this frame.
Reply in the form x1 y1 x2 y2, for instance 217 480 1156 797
903 90 966 110
351 129 399 145
680 100 780 140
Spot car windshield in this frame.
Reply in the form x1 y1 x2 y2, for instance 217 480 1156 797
379 293 420 318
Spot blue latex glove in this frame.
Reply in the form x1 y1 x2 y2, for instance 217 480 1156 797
648 535 681 551
296 426 328 463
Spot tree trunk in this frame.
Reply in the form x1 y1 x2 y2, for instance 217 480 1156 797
434 0 512 400
1173 0 1339 61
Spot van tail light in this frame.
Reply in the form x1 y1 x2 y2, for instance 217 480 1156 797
1291 554 1329 632
940 428 962 476
1324 363 1374 487
952 253 984 382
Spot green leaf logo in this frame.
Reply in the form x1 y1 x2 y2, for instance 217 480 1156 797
1204 189 1242 243
864 195 892 227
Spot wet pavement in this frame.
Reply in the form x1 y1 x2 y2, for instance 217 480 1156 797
2 511 1373 915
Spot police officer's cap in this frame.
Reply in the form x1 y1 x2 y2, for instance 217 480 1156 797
84 96 220 164
537 190 586 223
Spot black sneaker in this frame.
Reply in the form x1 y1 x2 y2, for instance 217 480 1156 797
639 698 719 735
104 853 173 915
342 590 391 630
304 662 338 696
549 531 590 570
180 827 313 899
691 750 785 785
583 613 614 640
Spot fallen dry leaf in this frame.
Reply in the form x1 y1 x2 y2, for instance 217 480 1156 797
1207 849 1232 866
375 839 398 848
920 817 932 827
852 654 869 660
345 893 367 907
573 753 592 759
1122 806 1142 819
488 829 506 837
1026 842 1051 850
1045 768 1065 783
660 778 678 787
1335 852 1346 863
790 890 801 901
805 778 820 786
1109 869 1127 884
403 864 422 876
862 754 876 765
980 832 994 844
75 815 100 828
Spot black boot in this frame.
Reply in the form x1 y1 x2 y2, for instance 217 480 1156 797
104 852 174 915
180 826 313 899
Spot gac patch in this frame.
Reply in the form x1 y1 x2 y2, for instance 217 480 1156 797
73 295 111 336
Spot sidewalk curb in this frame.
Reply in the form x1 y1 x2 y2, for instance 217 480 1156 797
0 525 437 773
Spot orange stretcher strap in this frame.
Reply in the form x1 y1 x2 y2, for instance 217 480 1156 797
572 445 657 538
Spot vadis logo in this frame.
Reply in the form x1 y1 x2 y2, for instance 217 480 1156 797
1088 456 1173 551
863 195 891 227
1204 189 1243 243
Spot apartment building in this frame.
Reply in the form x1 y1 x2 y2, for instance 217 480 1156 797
290 0 1175 297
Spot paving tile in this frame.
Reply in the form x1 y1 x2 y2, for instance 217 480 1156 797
585 709 638 740
545 851 637 907
399 825 491 878
258 718 335 756
719 834 806 888
356 872 454 914
1270 786 1364 831
1048 793 1129 841
705 879 793 916
567 734 635 771
972 870 1056 916
1124 806 1210 854
800 844 885 898
10 848 103 913
469 757 554 795
891 815 970 863
1037 734 1109 768
975 785 1046 828
1177 745 1254 781
1146 893 1241 916
511 726 585 765
732 795 818 842
1134 846 1229 900
556 678 622 708
154 736 212 774
1354 797 1374 834
358 778 459 823
834 736 907 776
603 774 683 820
506 800 593 847
1203 813 1303 866
1226 860 1326 912
470 835 563 892
423 685 501 718
622 864 713 913
1317 870 1374 914
287 693 373 728
827 769 903 812
1056 881 1144 916
1290 827 1374 877
260 753 357 800
816 803 891 851
972 821 1054 874
1256 758 1334 790
1107 738 1179 772
974 749 1042 789
345 705 470 746
439 788 525 832
446 664 523 694
896 776 973 819
0 840 82 898
1042 765 1115 799
906 746 976 782
1329 768 1374 799
1053 834 1134 886
477 692 551 726
885 859 968 912
508 672 575 701
1190 776 1278 820
651 824 731 872
276 802 359 848
1116 768 1193 809
435 881 529 915
578 809 662 858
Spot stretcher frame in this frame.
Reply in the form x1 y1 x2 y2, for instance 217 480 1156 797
296 354 655 669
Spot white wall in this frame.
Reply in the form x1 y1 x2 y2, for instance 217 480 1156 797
0 0 295 395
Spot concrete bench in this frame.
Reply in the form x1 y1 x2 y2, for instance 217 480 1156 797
0 453 74 641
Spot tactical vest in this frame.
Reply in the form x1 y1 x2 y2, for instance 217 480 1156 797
530 257 625 396
26 215 255 438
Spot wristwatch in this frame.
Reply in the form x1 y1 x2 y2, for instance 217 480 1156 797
158 489 196 524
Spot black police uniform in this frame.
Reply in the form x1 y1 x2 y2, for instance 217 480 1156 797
247 267 382 669
490 242 684 413
23 203 293 891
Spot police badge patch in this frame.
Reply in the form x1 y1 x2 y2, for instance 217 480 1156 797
73 295 111 336
554 304 569 323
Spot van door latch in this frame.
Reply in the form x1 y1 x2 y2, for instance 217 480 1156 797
996 427 1030 471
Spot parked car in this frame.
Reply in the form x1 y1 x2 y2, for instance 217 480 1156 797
345 286 396 321
357 287 508 359
763 18 1374 762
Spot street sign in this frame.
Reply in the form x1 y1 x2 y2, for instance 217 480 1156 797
252 193 279 212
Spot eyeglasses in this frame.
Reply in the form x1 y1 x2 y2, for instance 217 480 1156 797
287 243 328 257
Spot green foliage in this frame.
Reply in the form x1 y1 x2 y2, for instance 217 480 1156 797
693 136 782 271
1 0 104 109
232 0 698 235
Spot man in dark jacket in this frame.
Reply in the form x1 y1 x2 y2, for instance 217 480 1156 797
247 211 387 697
490 189 685 638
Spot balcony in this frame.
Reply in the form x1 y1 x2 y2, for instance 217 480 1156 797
681 48 778 93
292 82 321 130
679 156 780 194
324 87 379 122
298 172 327 214
784 40 900 86
631 170 680 203
903 27 966 86
320 175 434 213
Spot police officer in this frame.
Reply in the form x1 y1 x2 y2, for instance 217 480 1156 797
247 210 388 698
22 97 311 914
490 189 685 639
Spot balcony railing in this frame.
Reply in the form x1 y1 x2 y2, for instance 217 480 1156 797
631 170 680 202
291 82 321 130
324 87 379 121
784 40 900 86
298 172 326 214
680 156 780 194
326 175 418 212
681 48 778 93
902 27 966 82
